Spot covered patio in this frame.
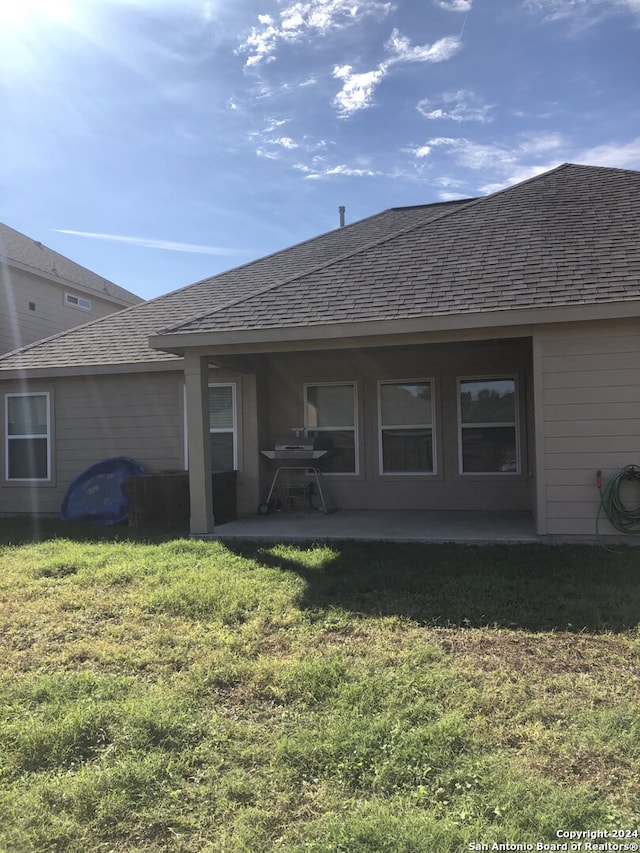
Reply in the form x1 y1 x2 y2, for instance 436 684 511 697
211 508 539 544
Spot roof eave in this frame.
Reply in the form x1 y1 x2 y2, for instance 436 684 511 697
149 300 640 357
1 255 141 306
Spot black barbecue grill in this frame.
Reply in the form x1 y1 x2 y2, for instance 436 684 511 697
259 433 334 514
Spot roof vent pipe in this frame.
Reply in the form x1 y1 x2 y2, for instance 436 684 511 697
338 205 346 228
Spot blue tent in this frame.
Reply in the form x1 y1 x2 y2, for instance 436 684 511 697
60 457 145 525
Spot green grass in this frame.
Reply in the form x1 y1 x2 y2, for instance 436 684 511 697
0 519 639 852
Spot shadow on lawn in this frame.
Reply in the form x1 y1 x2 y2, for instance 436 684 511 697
1 519 638 634
229 540 640 634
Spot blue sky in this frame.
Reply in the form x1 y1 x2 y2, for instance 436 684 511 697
1 0 638 300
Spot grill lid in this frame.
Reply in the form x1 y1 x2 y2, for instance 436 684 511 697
261 432 331 461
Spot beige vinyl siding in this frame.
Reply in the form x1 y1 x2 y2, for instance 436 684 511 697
0 372 186 516
536 320 640 538
0 267 128 355
1 368 260 520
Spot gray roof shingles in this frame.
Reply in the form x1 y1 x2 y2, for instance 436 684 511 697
0 200 467 371
161 162 640 335
2 162 639 373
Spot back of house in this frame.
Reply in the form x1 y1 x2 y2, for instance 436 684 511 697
0 163 639 544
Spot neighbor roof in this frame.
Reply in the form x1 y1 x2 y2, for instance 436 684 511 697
0 221 142 308
1 162 639 375
0 199 469 372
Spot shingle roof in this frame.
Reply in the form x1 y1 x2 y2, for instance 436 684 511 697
0 199 468 371
1 162 639 374
0 221 142 307
164 162 640 336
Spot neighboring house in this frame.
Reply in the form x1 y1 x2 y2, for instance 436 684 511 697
0 221 142 354
0 163 639 542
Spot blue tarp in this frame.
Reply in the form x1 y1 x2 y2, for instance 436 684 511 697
60 457 146 525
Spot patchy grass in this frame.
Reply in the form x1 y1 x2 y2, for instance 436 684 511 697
0 519 639 852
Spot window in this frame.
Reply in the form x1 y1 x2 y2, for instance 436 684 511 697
378 380 435 474
65 293 91 311
305 382 357 473
458 377 519 474
183 383 238 471
208 384 237 471
5 393 51 480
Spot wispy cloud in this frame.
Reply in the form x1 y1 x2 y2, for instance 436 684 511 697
434 0 473 10
417 90 494 123
405 133 566 196
524 0 640 26
237 0 394 67
332 29 462 117
294 159 382 179
416 133 565 171
385 29 461 64
54 230 245 256
412 132 640 197
578 136 640 168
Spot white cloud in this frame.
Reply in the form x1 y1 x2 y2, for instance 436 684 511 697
578 136 640 169
421 133 566 173
385 29 462 64
256 147 280 159
417 89 494 123
434 0 473 10
325 164 381 176
332 65 386 116
265 118 289 131
54 229 244 255
294 158 382 179
407 134 565 195
518 132 565 154
438 190 471 200
252 124 299 157
425 136 514 169
435 175 468 188
478 164 557 195
237 0 394 66
272 136 298 149
410 131 640 196
523 0 640 26
332 30 462 117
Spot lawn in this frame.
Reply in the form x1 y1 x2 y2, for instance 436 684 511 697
0 519 639 852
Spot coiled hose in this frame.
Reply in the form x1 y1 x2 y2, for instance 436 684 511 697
596 464 640 538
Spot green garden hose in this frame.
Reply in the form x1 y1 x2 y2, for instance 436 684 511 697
596 465 640 539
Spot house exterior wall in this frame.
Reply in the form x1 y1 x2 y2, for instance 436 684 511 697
0 371 186 516
0 368 260 521
255 338 534 513
5 319 639 540
533 318 640 539
0 266 129 354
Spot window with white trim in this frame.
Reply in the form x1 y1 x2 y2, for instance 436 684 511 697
378 380 435 474
304 382 357 474
458 377 519 474
5 392 51 480
65 293 91 311
208 384 237 471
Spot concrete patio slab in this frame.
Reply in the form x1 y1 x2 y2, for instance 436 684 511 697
212 509 539 544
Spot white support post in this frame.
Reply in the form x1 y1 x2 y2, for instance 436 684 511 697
184 355 214 535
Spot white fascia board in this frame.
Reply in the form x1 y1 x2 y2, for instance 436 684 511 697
149 300 640 356
0 359 183 381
